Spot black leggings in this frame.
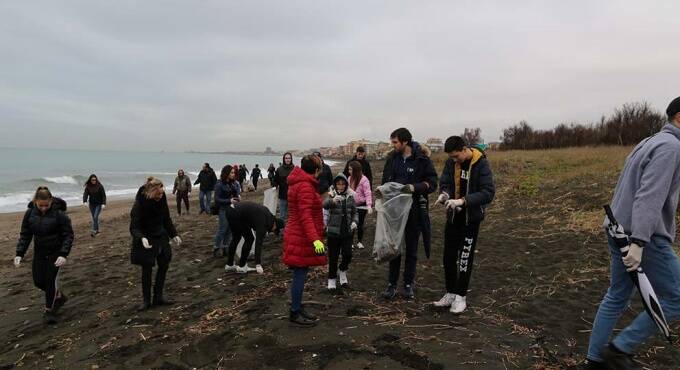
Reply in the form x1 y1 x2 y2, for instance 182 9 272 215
356 208 368 243
328 236 352 279
176 191 189 214
443 220 480 296
141 253 170 301
33 257 60 309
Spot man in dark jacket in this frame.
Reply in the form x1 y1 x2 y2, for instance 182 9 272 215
250 164 263 190
432 136 495 314
381 128 438 300
194 163 217 214
224 201 284 274
343 146 373 188
314 152 334 195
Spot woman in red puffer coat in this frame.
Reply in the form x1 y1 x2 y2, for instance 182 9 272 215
283 154 326 327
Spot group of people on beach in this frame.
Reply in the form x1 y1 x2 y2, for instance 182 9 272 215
12 100 680 369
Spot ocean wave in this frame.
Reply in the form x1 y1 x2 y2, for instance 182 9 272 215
42 175 82 185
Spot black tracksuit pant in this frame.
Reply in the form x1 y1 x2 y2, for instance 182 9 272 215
356 208 368 243
443 218 481 296
176 191 189 214
140 246 171 303
328 235 353 279
33 255 61 309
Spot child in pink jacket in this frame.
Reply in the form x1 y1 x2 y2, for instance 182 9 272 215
347 160 373 249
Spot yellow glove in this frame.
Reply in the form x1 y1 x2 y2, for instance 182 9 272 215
313 240 325 255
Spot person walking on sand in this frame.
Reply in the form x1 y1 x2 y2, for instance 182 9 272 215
238 165 248 189
130 178 182 311
224 201 284 274
172 169 192 216
283 155 326 327
347 160 373 250
15 186 74 324
267 163 276 187
213 165 241 257
195 163 217 215
251 164 263 191
343 146 374 189
380 128 437 301
272 153 295 225
582 97 680 370
324 174 358 293
83 174 107 237
433 136 495 314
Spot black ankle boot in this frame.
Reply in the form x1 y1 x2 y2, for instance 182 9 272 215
299 306 317 321
289 310 316 327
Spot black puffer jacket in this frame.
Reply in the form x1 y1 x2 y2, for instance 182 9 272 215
16 204 74 258
323 174 359 238
129 195 178 266
83 184 107 205
439 148 495 224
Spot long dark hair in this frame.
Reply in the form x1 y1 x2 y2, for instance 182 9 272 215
220 165 234 183
282 152 293 167
348 161 363 190
85 174 100 188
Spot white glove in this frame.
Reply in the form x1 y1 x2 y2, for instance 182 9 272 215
436 193 449 204
142 237 152 249
445 199 465 210
13 256 21 268
54 257 67 267
368 208 374 215
623 243 643 272
173 236 182 246
102 204 106 210
350 222 358 231
333 195 343 203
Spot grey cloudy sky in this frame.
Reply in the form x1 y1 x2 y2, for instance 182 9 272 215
2 1 679 152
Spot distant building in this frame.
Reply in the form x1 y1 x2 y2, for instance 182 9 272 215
426 137 444 152
264 146 275 155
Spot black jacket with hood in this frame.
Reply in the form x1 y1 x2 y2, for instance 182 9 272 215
439 147 495 224
381 141 438 204
323 174 359 238
17 203 74 259
129 194 178 266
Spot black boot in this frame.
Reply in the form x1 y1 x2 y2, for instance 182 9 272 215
152 262 173 306
299 306 317 321
289 310 316 327
138 267 152 311
53 292 68 313
44 310 58 325
602 344 641 370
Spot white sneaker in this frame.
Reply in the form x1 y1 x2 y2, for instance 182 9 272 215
255 264 264 274
236 265 256 274
224 264 237 272
450 295 467 314
433 293 457 307
327 279 337 290
338 270 348 286
357 242 365 249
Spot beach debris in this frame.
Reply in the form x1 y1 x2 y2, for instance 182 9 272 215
18 307 28 311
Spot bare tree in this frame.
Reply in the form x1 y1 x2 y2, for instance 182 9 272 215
462 127 482 145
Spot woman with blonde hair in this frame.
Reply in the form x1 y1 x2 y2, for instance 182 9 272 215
15 186 74 324
130 178 182 311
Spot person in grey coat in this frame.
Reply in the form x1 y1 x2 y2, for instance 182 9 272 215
323 174 358 292
583 96 680 370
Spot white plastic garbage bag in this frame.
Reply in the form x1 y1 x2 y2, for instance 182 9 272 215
372 182 413 263
263 188 278 216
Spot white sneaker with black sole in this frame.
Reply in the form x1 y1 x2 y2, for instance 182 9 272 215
224 264 237 272
433 293 457 307
450 295 467 314
338 270 348 287
236 265 256 274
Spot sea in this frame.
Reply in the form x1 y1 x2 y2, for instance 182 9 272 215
0 148 337 213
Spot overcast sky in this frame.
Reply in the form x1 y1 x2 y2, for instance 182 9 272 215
2 1 679 152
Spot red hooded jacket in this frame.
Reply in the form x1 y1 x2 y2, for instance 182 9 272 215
282 167 326 267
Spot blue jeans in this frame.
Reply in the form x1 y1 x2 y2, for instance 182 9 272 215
279 199 288 224
587 235 680 361
89 203 102 232
213 207 232 250
290 267 309 312
199 190 212 213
